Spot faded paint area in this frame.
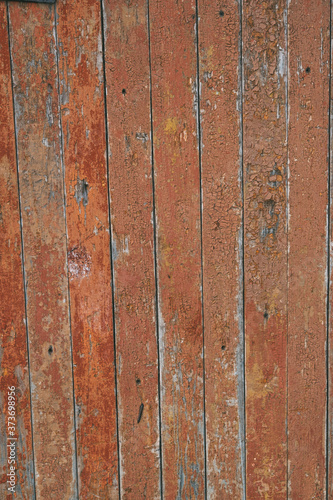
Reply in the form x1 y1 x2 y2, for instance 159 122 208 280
103 0 161 497
149 0 205 497
0 5 34 499
8 3 76 498
56 0 119 497
198 0 244 498
288 0 330 497
243 1 288 498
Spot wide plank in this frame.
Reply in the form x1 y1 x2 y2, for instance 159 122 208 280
8 3 77 497
56 0 119 497
288 0 330 496
149 0 205 497
198 1 244 497
243 0 288 497
102 0 161 498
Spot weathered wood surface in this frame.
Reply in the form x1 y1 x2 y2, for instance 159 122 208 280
56 0 119 497
1 0 333 498
102 0 160 497
288 0 330 497
0 4 34 499
149 0 205 497
243 1 288 498
198 1 244 498
8 3 77 498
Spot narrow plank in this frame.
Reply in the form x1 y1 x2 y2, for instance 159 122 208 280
149 0 205 497
198 1 244 497
243 0 288 497
0 4 34 498
102 0 160 497
8 3 77 498
288 0 330 496
330 1 333 495
56 0 119 497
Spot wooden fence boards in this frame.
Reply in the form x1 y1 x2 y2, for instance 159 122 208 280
243 1 288 497
198 1 244 498
287 0 330 497
102 0 160 497
56 0 119 497
8 3 77 498
1 0 333 497
149 0 205 497
0 4 34 499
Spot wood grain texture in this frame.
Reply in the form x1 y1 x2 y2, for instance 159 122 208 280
288 0 330 497
0 4 34 499
56 0 119 497
198 1 244 498
243 0 288 497
102 0 161 498
149 0 205 497
8 3 77 498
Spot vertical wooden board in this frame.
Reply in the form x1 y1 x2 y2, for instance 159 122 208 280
8 3 77 498
0 4 34 499
56 0 119 498
198 1 244 498
102 0 160 498
288 0 330 497
329 5 333 498
243 0 288 497
149 0 205 497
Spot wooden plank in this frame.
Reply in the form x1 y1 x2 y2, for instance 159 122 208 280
0 4 34 499
102 0 160 497
329 5 333 498
288 0 330 497
56 0 119 497
149 0 205 497
198 1 244 497
243 1 288 497
8 3 77 498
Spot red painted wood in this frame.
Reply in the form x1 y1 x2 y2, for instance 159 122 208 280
149 0 205 497
198 1 244 497
102 0 161 497
243 1 288 497
0 4 34 498
56 0 119 497
8 3 76 497
288 0 330 497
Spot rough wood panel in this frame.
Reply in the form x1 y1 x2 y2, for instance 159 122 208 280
0 4 34 498
8 3 77 498
149 0 205 497
288 0 330 497
243 1 288 497
102 0 161 498
56 0 119 497
198 1 244 498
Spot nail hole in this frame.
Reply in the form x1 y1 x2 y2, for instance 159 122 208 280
221 345 226 351
219 10 224 17
48 345 53 355
305 67 311 73
122 88 126 95
136 378 141 385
